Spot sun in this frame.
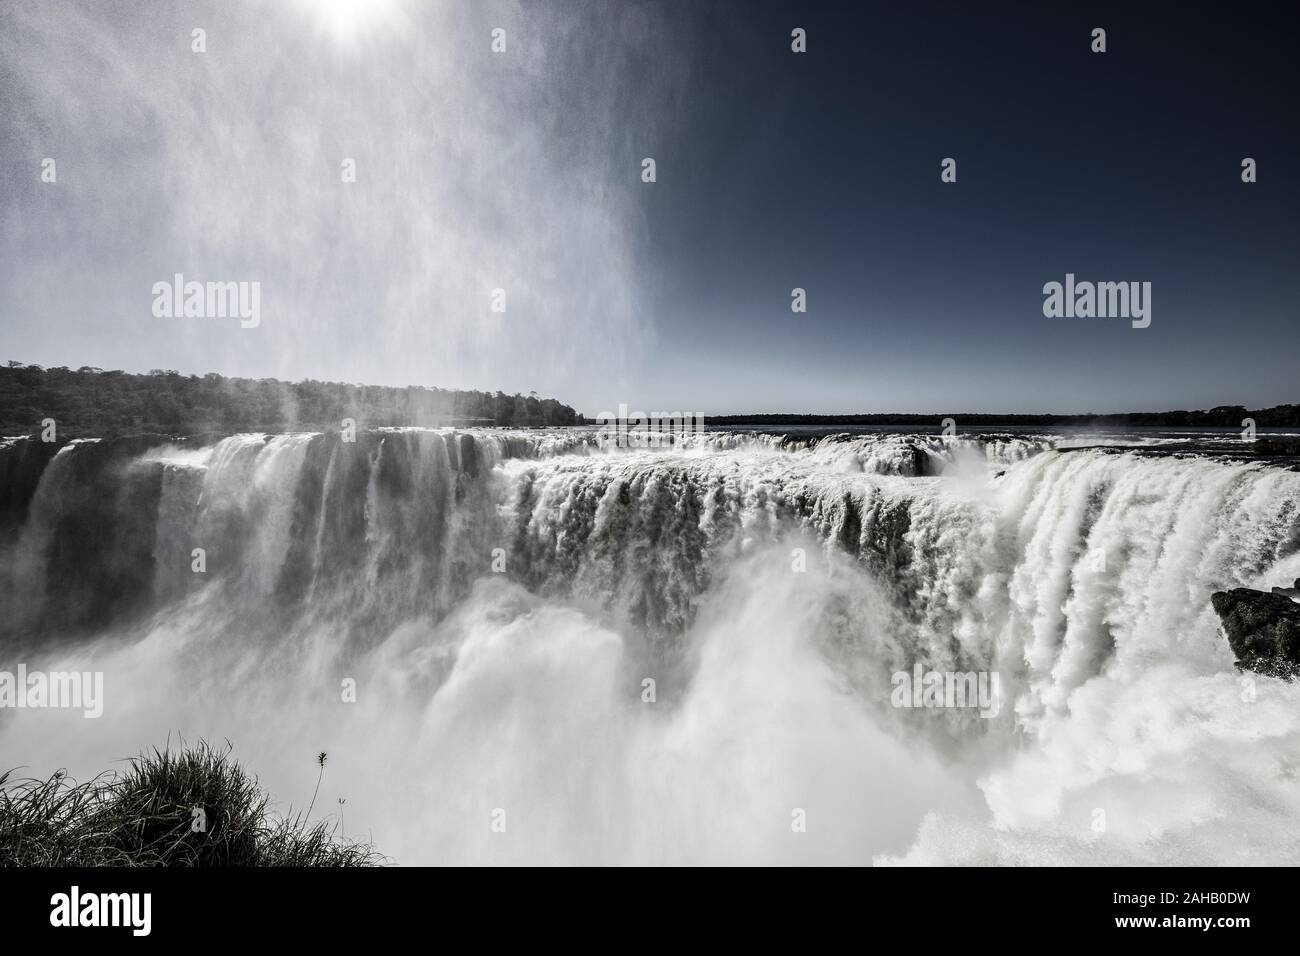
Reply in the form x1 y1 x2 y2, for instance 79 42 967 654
317 0 370 38
301 0 402 44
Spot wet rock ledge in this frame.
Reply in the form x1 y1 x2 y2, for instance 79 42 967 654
1211 579 1300 678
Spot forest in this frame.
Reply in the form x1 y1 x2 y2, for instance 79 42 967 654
706 406 1300 428
0 363 582 438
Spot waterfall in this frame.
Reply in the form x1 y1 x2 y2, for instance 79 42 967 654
2 429 1298 863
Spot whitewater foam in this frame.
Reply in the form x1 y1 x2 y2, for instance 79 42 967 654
1 428 1298 864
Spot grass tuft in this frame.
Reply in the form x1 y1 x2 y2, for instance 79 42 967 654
0 741 382 867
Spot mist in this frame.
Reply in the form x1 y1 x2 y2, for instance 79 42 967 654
3 430 1299 864
0 0 688 411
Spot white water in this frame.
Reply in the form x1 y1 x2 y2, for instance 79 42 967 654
2 430 1299 864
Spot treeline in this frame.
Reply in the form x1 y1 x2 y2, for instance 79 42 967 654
0 363 581 438
706 405 1300 428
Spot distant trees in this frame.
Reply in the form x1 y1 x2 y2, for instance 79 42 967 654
0 364 581 438
704 406 1300 427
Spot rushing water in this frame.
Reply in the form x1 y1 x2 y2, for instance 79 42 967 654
2 428 1299 864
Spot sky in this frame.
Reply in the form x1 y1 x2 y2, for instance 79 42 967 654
1 0 1296 416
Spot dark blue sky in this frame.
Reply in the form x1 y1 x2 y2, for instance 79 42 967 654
1 1 1295 415
633 2 1298 413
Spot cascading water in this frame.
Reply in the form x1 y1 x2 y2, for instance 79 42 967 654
1 429 1298 864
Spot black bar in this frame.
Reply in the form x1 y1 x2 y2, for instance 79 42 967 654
0 866 1281 943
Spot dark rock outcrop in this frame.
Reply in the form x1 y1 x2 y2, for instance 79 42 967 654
1255 437 1300 457
1211 580 1300 678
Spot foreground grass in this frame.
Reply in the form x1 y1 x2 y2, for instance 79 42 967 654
0 742 382 866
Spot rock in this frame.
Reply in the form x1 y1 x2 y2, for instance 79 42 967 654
1269 577 1300 602
1255 437 1300 456
1211 586 1300 678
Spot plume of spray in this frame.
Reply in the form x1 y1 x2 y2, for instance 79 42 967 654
0 0 691 409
